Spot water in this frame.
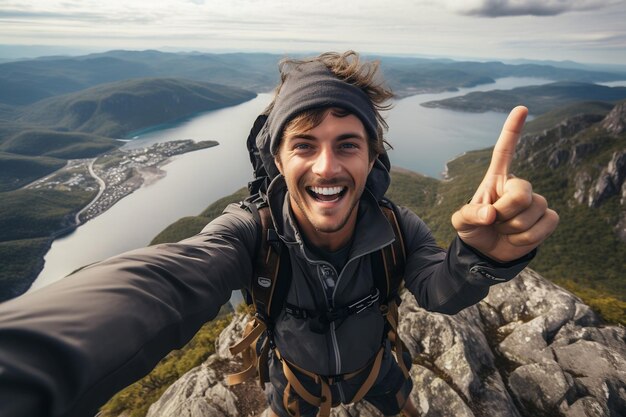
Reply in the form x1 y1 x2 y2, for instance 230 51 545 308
31 77 551 291
31 94 270 290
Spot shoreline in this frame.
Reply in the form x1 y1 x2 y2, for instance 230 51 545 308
15 140 219 298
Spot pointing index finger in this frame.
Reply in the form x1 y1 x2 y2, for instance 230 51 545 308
487 106 528 176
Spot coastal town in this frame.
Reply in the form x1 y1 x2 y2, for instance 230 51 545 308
26 140 218 224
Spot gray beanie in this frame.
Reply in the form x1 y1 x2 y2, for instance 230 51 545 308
266 61 379 154
255 60 391 200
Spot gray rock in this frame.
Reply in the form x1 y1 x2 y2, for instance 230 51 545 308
589 151 626 208
409 365 475 417
216 311 253 359
562 396 607 417
508 362 572 412
600 101 626 135
574 171 592 205
549 149 570 169
146 356 239 417
571 142 598 165
147 269 626 417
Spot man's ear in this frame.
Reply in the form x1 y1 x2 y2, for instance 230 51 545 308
368 155 377 174
274 155 284 175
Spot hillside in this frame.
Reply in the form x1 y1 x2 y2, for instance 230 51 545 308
0 78 257 300
422 81 626 114
0 152 66 191
16 77 257 138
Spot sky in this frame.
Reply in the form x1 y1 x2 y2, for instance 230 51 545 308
1 0 626 66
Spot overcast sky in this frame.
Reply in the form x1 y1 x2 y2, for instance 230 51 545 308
1 0 625 65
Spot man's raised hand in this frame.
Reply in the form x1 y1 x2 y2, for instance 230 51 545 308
451 106 559 263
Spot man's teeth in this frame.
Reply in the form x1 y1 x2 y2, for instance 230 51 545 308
310 186 343 196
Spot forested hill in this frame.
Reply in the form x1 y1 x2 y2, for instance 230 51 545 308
422 81 626 114
16 77 256 138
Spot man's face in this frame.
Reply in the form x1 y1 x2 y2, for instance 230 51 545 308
275 110 375 251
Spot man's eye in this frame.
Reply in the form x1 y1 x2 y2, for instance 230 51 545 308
293 143 311 151
340 143 358 150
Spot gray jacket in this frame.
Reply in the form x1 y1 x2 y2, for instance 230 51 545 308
0 164 532 417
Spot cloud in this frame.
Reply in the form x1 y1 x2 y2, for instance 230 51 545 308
444 0 619 17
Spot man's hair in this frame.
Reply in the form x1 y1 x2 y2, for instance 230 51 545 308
267 51 394 160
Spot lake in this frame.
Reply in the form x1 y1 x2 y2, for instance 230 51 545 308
31 76 550 291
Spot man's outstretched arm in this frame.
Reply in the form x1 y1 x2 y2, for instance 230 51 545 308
0 205 257 417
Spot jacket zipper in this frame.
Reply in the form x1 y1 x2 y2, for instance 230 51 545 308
293 238 394 378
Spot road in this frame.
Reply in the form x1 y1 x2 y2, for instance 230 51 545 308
75 158 106 224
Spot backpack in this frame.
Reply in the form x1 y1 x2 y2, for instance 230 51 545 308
226 114 410 417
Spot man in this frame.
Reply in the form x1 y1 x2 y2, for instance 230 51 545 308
0 51 558 417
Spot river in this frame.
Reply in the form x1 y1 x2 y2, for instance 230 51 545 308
31 76 550 291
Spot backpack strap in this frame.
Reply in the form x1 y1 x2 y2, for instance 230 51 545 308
228 199 410 399
372 201 410 379
228 204 289 387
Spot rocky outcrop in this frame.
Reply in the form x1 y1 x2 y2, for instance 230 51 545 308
589 151 626 208
148 269 626 417
516 114 602 169
600 102 626 135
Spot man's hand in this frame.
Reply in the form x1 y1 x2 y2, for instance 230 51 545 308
451 106 559 263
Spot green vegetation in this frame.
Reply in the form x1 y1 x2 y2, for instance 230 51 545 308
0 129 119 159
0 188 96 301
0 75 257 301
0 238 51 298
422 82 626 115
522 101 614 136
17 78 257 138
0 152 65 192
151 188 249 245
99 307 233 417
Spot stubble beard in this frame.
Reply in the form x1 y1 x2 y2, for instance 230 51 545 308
291 178 365 235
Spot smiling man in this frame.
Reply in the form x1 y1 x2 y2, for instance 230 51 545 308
0 52 558 417
276 109 373 250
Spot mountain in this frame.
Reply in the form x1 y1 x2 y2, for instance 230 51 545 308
422 82 626 114
0 51 278 105
2 50 625 106
16 77 256 138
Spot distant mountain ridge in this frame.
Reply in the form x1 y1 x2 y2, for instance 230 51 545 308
1 50 625 106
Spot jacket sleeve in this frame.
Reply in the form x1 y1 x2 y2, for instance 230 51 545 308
397 205 535 315
0 204 258 417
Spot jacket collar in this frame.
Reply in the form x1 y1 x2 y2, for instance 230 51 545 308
266 175 395 259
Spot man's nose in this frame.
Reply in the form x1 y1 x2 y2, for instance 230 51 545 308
312 147 341 178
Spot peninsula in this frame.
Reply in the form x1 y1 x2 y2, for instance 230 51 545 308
26 139 218 224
